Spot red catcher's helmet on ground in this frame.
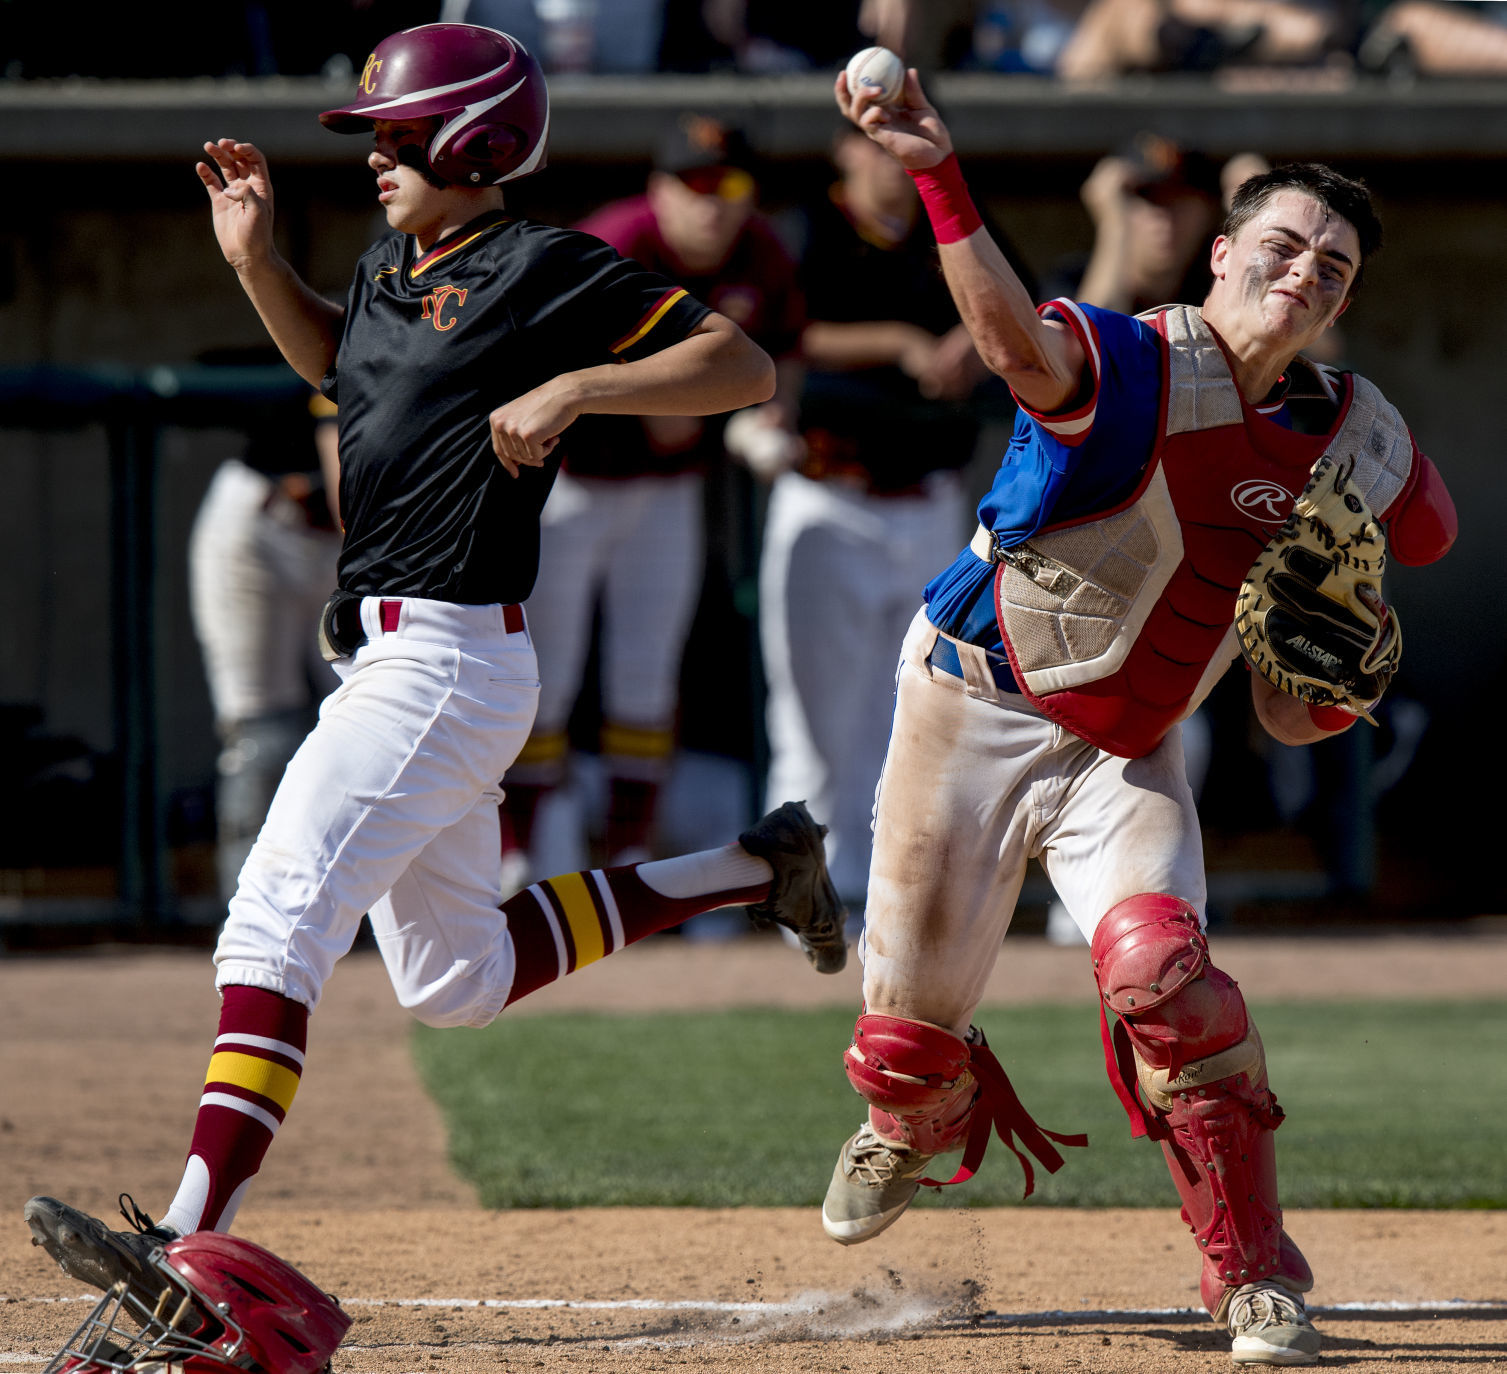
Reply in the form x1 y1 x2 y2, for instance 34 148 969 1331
319 24 549 185
43 1232 352 1374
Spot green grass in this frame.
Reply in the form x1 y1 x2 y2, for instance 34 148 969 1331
411 1000 1507 1210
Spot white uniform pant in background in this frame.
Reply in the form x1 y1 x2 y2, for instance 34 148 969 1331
523 470 705 748
214 598 538 1028
859 611 1206 1037
188 459 341 723
759 471 968 906
189 459 343 900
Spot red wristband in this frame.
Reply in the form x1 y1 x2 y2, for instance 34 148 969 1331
1307 702 1358 733
908 153 983 245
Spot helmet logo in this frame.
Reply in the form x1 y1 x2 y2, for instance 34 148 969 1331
1231 479 1291 523
682 114 730 160
361 54 383 94
422 285 468 331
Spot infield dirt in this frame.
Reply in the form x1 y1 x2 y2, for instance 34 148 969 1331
3 928 1505 1373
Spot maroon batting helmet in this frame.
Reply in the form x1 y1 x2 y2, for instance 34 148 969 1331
319 24 549 186
44 1232 351 1374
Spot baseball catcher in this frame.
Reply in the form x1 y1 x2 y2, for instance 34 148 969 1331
1236 452 1401 725
822 51 1460 1369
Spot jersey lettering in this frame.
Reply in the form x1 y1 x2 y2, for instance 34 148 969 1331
420 285 468 332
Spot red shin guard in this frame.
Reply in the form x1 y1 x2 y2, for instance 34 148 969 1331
1092 893 1311 1318
1158 1061 1312 1318
844 1013 1086 1196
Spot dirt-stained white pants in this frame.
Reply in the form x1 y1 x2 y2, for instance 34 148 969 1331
859 610 1207 1037
214 597 538 1027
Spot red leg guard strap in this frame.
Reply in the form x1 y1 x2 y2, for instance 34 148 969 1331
929 1029 1088 1197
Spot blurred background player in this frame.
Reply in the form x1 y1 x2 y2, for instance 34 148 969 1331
756 119 1030 929
1049 131 1224 315
503 114 805 888
188 361 342 904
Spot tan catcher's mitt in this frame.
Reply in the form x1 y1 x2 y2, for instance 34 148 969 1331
1235 453 1401 725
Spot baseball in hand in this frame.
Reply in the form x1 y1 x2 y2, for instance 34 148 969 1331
845 46 906 106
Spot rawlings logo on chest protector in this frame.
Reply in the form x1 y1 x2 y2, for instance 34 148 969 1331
1230 480 1292 523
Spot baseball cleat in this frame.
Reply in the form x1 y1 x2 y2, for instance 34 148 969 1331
738 800 848 974
821 1122 938 1244
24 1194 180 1309
1226 1281 1321 1365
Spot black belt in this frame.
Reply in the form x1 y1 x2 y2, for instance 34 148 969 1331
317 590 365 663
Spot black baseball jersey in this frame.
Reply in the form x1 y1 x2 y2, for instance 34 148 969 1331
322 212 711 604
794 188 992 493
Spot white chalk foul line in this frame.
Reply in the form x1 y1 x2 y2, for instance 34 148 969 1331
342 1296 810 1314
6 1293 1502 1319
944 1298 1507 1328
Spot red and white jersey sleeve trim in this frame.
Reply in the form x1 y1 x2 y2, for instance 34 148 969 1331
1013 298 1102 447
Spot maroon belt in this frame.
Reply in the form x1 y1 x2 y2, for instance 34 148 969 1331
320 593 525 663
377 599 524 634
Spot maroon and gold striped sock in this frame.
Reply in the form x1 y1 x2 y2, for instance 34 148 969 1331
503 846 771 1005
160 985 307 1234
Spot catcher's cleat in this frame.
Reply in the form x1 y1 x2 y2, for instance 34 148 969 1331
738 800 848 974
24 1194 180 1310
821 1122 940 1245
1226 1282 1321 1366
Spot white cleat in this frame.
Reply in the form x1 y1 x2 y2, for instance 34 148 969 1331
1227 1281 1321 1366
821 1122 939 1245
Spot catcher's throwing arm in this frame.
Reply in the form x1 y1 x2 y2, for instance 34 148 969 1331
1235 453 1401 725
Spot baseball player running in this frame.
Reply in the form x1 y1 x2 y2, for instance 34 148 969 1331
819 63 1457 1366
23 21 844 1305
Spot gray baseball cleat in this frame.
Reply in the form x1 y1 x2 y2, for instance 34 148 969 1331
24 1194 180 1309
738 800 848 974
1227 1281 1321 1365
821 1121 939 1244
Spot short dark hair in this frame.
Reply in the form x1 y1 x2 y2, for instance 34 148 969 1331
1222 162 1383 293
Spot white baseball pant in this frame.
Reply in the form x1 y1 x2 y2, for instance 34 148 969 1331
188 458 341 724
859 610 1207 1038
213 597 538 1028
523 470 704 750
759 470 968 903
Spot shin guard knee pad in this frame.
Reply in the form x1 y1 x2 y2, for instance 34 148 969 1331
843 1014 1087 1193
843 1014 977 1155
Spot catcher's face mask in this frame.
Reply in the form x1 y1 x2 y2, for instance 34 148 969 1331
44 1233 350 1374
46 1278 250 1374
